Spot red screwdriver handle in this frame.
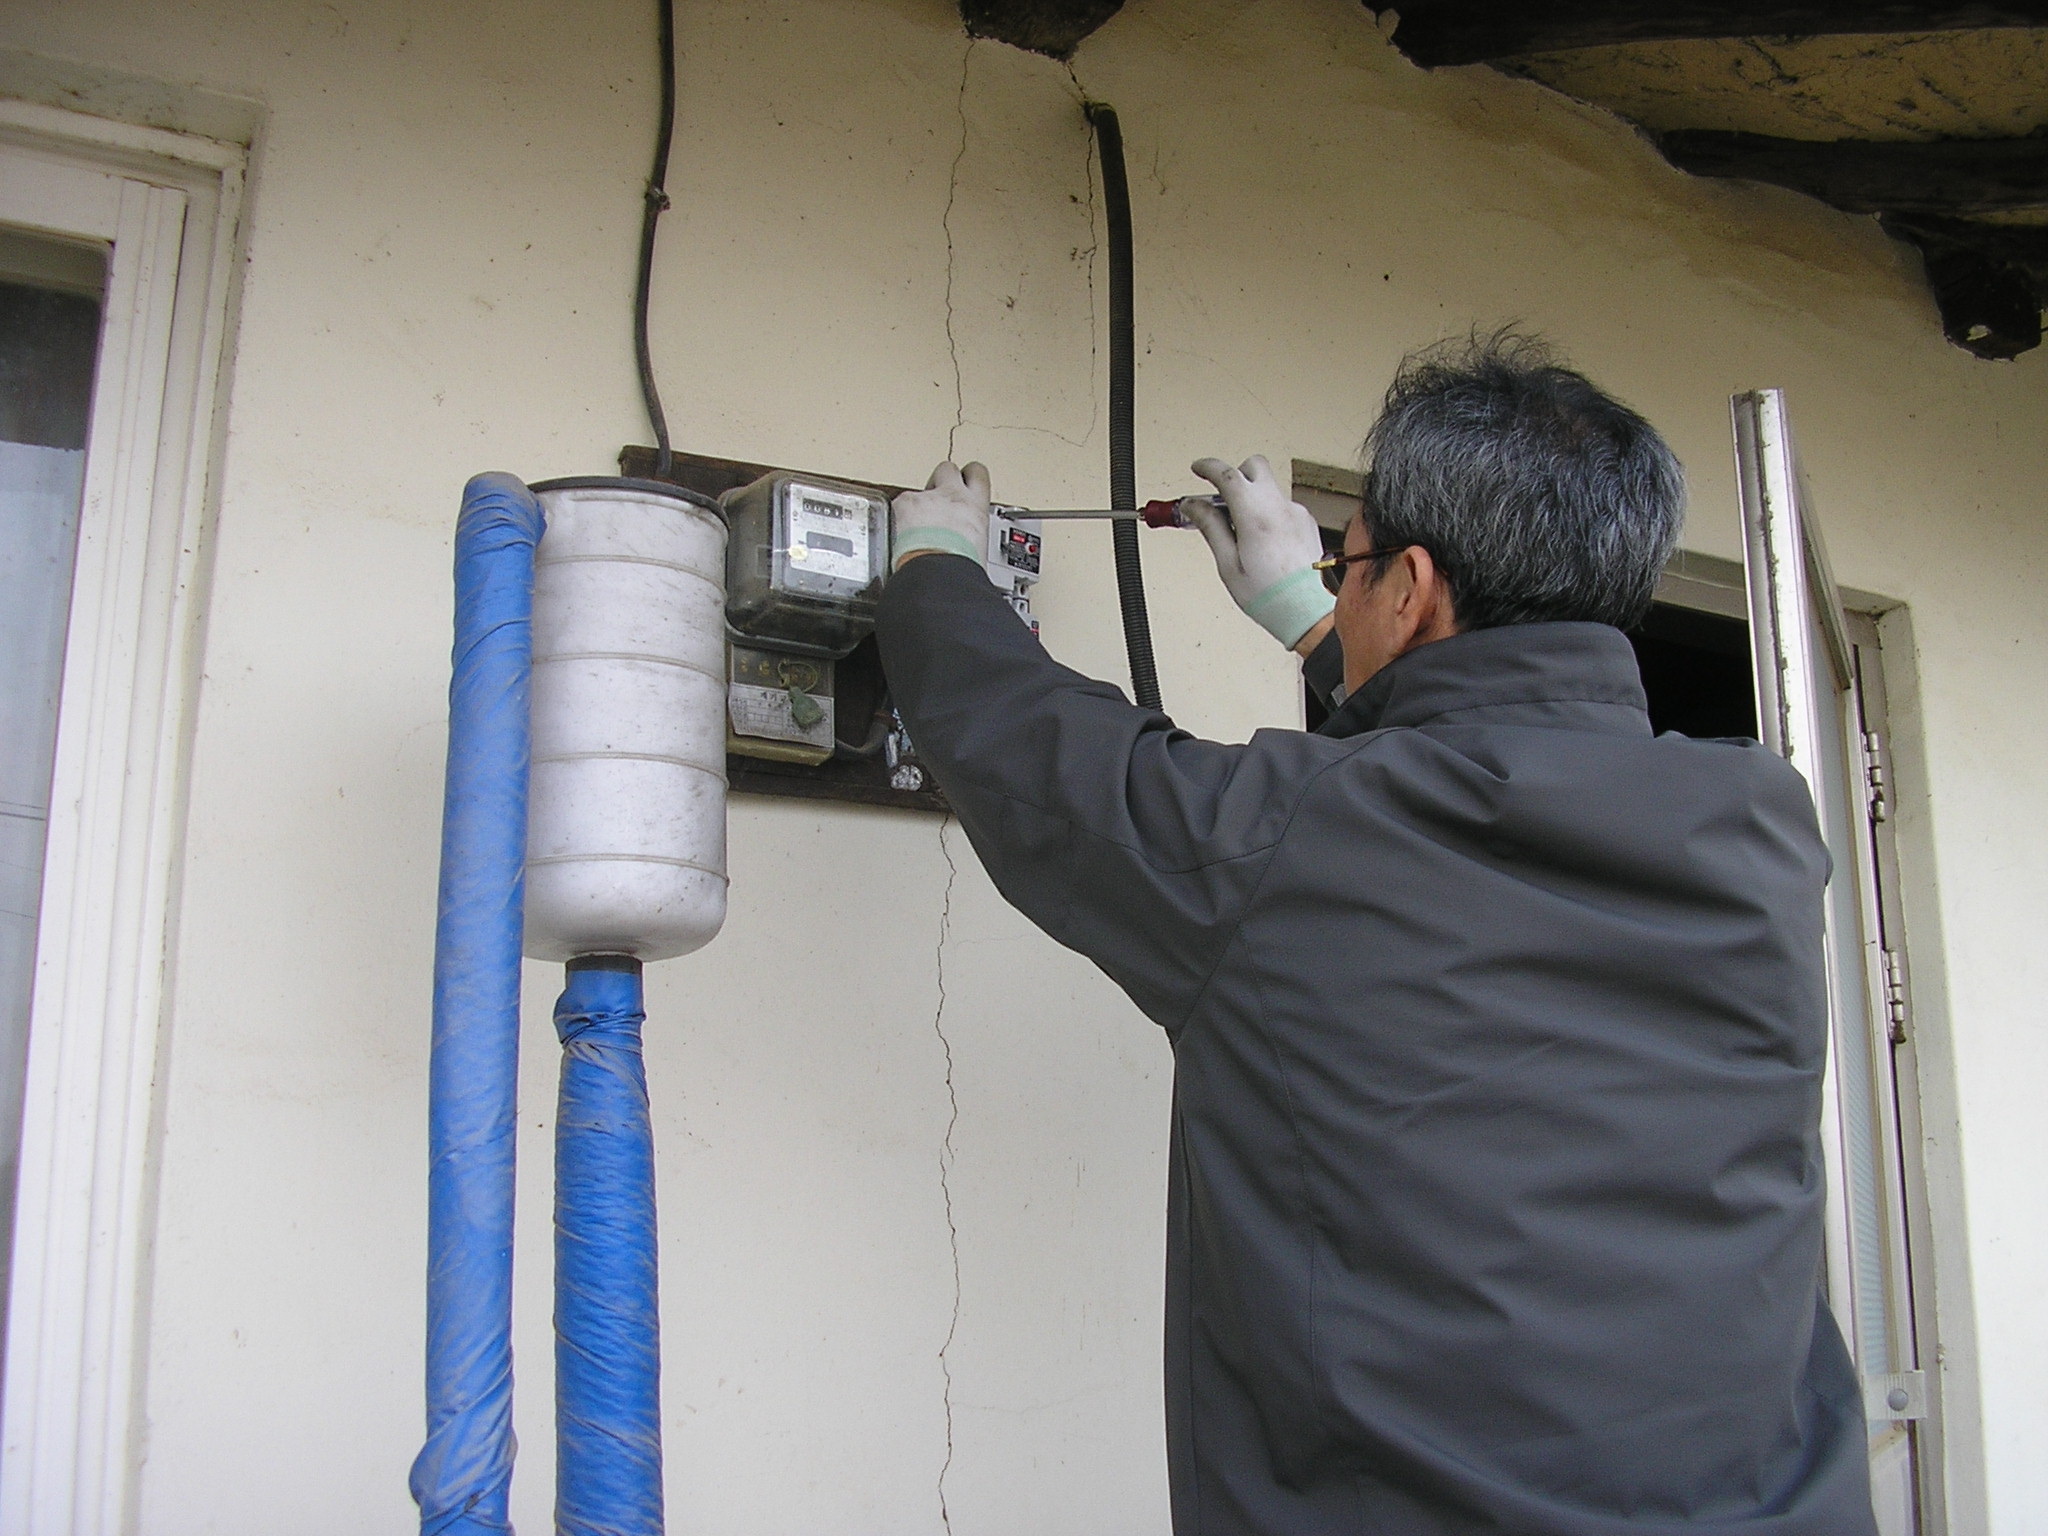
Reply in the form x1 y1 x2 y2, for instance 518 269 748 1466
1141 498 1189 528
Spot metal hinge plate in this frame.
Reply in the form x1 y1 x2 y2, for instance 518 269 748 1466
1882 948 1909 1045
1860 730 1890 822
1864 1369 1928 1422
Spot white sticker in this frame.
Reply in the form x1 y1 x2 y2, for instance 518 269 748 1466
729 682 836 749
786 485 873 583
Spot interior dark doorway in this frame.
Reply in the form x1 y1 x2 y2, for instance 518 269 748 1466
1627 602 1757 740
1301 600 1758 740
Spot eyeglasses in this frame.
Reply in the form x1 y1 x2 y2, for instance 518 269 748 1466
1311 545 1408 595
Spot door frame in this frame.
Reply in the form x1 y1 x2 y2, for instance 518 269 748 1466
0 100 242 1535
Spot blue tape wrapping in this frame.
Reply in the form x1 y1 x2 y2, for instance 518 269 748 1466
553 964 665 1536
411 472 544 1536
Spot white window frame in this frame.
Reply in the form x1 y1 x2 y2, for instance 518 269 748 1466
0 100 242 1535
1730 389 1985 1536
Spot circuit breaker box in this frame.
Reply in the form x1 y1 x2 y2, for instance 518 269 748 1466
987 508 1043 635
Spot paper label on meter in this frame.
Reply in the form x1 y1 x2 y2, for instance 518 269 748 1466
729 683 835 751
785 486 873 585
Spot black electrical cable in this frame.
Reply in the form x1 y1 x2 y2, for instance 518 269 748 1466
636 0 679 475
1085 104 1163 714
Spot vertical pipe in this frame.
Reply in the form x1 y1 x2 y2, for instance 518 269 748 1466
412 472 545 1536
1085 103 1162 713
553 955 664 1536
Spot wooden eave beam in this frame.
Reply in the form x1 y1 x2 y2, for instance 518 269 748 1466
1658 128 2048 216
1381 2 2048 67
1890 222 2044 357
958 0 1125 59
1659 131 2047 357
1885 211 2048 275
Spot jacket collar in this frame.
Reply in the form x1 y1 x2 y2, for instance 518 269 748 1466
1319 622 1652 738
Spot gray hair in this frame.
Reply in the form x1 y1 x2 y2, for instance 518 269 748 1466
1360 331 1685 632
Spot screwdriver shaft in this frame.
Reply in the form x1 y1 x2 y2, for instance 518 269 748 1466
995 497 1218 528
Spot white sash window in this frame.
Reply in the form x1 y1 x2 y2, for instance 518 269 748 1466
0 103 240 1535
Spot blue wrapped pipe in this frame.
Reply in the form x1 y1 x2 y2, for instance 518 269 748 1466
553 956 665 1535
411 472 545 1536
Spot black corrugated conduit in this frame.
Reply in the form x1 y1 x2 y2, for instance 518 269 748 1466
1085 104 1163 713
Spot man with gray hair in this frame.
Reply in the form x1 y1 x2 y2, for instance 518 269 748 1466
877 333 1876 1534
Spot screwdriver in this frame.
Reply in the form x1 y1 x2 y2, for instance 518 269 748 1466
992 497 1220 529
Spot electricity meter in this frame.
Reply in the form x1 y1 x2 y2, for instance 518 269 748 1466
722 471 890 659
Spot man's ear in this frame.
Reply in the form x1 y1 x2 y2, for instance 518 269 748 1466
1395 546 1459 646
1388 547 1431 634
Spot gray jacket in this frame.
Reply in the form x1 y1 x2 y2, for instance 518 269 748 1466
876 553 1876 1535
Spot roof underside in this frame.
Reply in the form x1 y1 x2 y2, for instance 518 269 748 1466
956 0 2048 358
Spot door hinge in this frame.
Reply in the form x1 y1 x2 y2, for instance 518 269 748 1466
1860 730 1890 822
1864 1369 1928 1422
1882 948 1909 1045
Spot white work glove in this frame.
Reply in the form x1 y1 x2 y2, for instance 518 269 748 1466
1184 454 1334 649
892 460 991 570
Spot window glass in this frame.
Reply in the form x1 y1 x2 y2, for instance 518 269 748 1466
0 227 105 1302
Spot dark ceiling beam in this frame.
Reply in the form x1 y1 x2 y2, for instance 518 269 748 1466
1659 132 2047 357
1381 2 2048 67
958 0 1125 59
1658 128 2048 215
1885 217 2044 357
1885 212 2048 274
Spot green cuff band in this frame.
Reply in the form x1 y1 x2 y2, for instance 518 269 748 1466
1244 567 1336 649
892 527 981 568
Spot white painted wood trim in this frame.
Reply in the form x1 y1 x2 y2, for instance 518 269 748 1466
0 98 243 174
0 108 244 1536
0 148 122 240
1733 389 1859 1338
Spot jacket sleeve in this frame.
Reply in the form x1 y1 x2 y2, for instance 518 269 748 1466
876 554 1305 1033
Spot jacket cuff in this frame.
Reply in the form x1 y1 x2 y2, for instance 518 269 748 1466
892 528 981 568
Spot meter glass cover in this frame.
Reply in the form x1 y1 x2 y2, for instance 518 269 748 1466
782 483 878 592
722 469 888 659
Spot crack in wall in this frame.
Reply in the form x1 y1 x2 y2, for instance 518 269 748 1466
1064 61 1102 454
943 43 974 463
934 815 962 1535
1908 68 1972 124
1743 38 1801 91
939 55 1103 465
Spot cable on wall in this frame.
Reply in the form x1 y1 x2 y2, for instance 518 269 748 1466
1084 104 1163 713
636 0 679 475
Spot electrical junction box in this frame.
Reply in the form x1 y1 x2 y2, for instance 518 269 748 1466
726 644 836 765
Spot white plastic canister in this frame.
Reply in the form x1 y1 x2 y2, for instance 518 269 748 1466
524 478 728 962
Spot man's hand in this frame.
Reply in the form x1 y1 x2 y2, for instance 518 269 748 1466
892 460 991 571
1184 455 1335 650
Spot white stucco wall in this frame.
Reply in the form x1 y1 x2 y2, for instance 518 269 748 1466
2 0 2044 1530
